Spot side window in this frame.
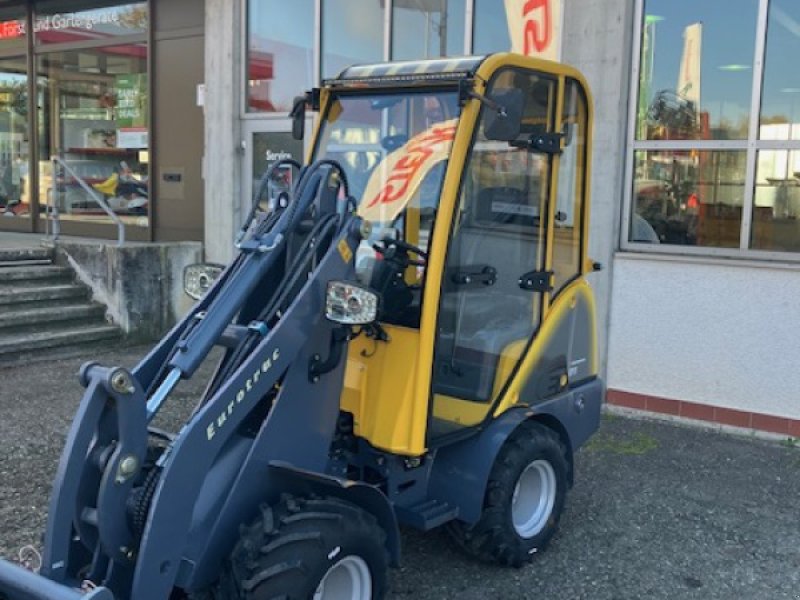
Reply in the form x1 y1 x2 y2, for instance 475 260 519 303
552 79 588 293
429 69 555 440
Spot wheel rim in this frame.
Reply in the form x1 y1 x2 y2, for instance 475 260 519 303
511 459 557 538
313 554 372 600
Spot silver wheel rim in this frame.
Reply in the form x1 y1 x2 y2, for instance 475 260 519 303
313 554 372 600
511 459 557 538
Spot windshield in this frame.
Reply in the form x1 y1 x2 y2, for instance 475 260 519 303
314 90 461 224
313 89 461 327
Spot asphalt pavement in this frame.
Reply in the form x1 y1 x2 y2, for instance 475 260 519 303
1 345 798 599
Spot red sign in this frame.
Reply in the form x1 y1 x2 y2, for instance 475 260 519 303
523 0 552 55
0 20 24 40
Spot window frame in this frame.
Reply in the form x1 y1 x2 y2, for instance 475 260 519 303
240 0 479 121
623 0 800 261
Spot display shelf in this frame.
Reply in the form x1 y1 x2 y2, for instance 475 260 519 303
67 147 133 156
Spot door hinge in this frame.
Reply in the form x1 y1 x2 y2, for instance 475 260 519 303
518 270 553 292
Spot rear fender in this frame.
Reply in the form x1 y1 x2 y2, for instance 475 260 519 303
428 379 603 525
428 407 530 525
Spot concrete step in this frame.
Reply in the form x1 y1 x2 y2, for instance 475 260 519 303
0 283 87 306
0 302 107 332
0 265 73 286
0 247 53 266
0 324 121 358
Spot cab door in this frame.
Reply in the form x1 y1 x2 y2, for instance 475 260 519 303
429 68 557 441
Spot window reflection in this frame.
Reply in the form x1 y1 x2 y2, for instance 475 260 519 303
473 0 512 54
760 0 800 141
752 151 800 252
637 0 757 141
37 45 149 228
392 0 465 60
322 0 383 80
632 150 746 248
247 0 314 113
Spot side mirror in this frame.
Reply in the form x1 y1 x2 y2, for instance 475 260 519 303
290 96 306 140
484 88 524 142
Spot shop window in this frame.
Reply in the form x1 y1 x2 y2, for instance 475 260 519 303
322 0 384 80
632 150 746 248
247 0 314 113
37 44 149 228
629 0 800 257
0 56 29 220
760 0 800 141
635 0 757 141
34 1 147 44
392 0 465 60
751 150 800 252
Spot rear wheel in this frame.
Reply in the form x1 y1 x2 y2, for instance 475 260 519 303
220 495 388 600
447 422 569 567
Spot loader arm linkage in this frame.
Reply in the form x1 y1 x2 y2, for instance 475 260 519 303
0 160 375 600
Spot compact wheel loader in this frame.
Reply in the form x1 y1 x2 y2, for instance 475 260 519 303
0 53 603 600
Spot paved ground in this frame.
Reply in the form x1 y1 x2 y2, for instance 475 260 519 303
1 345 799 599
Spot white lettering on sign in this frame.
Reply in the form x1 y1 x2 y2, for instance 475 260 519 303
265 150 292 161
32 12 121 33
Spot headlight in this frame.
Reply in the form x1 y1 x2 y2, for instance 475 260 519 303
184 263 224 300
325 281 380 325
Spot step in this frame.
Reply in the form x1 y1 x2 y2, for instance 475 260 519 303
0 283 87 306
0 265 73 285
0 324 121 357
0 303 107 331
395 498 460 531
0 247 53 265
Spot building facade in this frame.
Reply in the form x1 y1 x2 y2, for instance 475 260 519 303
0 0 205 242
2 0 795 436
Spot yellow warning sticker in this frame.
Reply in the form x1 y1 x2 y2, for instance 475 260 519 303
338 239 353 264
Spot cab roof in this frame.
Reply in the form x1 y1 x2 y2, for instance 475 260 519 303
325 56 489 88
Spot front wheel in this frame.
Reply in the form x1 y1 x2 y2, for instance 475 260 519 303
448 421 569 567
220 495 388 600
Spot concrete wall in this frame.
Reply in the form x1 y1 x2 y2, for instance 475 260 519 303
607 254 800 420
561 0 635 375
56 240 202 342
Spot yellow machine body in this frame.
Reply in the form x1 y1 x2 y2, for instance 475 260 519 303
311 53 598 456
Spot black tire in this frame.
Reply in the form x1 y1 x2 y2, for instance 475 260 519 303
447 422 569 567
219 495 388 600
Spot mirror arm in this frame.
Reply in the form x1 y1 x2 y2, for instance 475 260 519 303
458 80 507 115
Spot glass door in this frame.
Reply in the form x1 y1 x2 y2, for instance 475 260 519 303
429 69 557 441
241 119 308 227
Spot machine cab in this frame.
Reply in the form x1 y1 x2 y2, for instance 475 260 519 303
308 54 595 456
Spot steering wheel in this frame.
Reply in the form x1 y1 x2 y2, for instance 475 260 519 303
374 237 427 267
